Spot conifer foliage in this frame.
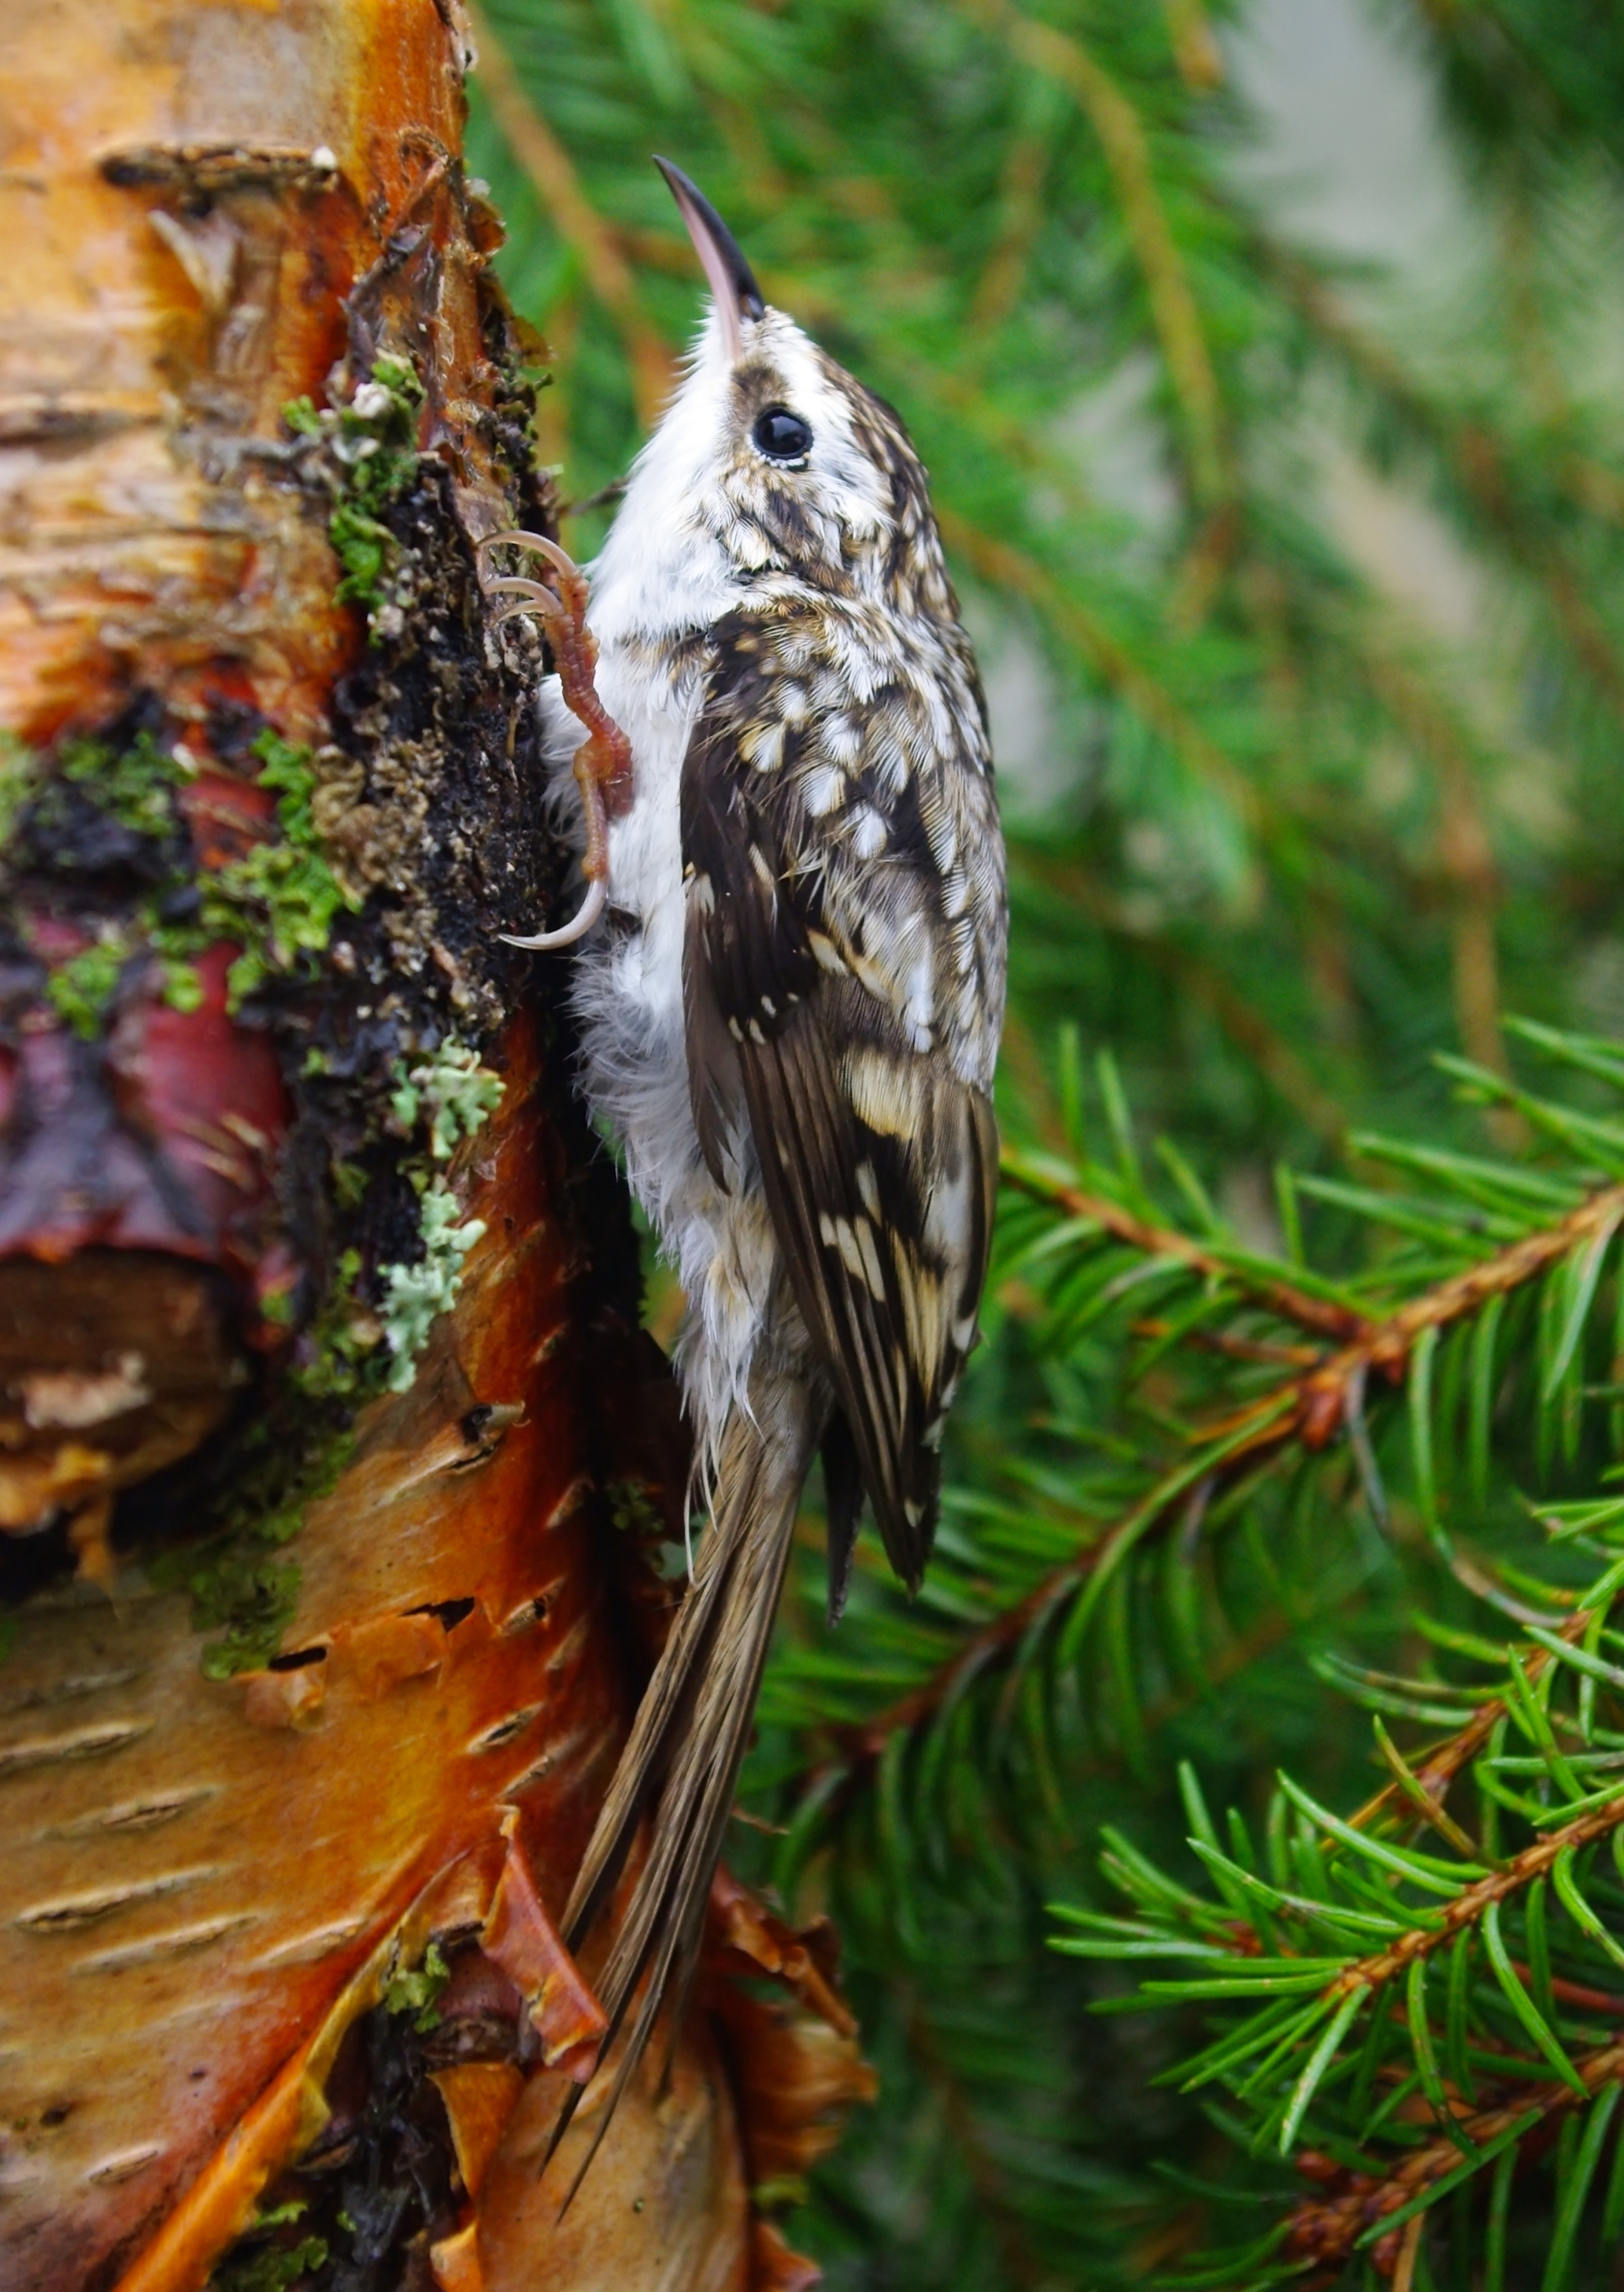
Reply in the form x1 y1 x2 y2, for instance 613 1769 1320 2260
468 1 1624 2280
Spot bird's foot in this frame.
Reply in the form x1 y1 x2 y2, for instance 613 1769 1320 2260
479 530 634 951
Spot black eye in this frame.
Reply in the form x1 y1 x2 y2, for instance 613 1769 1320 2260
752 406 812 463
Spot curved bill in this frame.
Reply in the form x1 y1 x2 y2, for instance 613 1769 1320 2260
653 155 764 362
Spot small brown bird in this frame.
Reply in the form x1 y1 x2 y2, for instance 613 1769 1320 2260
486 159 1007 2179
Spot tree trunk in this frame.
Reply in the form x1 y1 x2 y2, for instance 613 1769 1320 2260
0 6 865 2287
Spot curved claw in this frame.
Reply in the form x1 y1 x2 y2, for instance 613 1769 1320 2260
498 875 607 952
483 574 564 616
477 528 563 575
480 528 628 957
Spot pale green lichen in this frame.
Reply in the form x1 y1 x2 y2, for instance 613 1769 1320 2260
390 1039 505 1161
379 1182 487 1390
375 1038 501 1389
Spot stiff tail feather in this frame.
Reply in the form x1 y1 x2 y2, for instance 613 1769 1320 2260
546 1364 820 2198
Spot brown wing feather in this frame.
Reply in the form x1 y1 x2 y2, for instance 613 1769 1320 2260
683 613 999 1591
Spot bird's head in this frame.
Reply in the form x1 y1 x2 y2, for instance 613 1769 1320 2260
590 159 953 640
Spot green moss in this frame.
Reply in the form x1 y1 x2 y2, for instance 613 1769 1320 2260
383 1938 449 2032
285 354 425 634
606 1478 666 1542
27 722 350 1029
153 1422 357 1679
152 1246 400 1679
45 931 131 1038
194 1557 304 1683
187 728 360 1006
46 927 205 1036
23 731 201 1031
290 1249 387 1404
331 1160 368 1210
0 731 35 844
61 727 192 838
154 951 205 1012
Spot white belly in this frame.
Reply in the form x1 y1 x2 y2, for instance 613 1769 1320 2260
540 646 780 1479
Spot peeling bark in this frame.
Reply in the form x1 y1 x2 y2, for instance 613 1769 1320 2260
0 6 864 2289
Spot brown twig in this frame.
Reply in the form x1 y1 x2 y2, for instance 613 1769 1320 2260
1329 1789 1624 2000
1286 2029 1624 2270
1160 0 1224 91
1000 1155 1371 1343
1349 1590 1608 1836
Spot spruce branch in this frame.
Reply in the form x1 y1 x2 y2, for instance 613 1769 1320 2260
999 1148 1374 1343
1284 2032 1624 2274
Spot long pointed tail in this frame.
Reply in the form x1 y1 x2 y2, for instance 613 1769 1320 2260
550 1364 819 2190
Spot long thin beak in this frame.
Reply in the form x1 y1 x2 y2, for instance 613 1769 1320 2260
653 156 764 364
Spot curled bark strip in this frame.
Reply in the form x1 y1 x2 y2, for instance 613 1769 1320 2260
482 1834 608 2081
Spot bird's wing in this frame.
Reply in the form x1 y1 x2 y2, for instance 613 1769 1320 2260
682 607 1003 1594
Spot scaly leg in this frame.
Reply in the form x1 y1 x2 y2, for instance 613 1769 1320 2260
479 531 634 950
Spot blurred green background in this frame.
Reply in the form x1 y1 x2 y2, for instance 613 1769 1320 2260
463 6 1624 2283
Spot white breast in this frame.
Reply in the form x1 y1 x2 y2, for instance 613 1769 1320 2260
538 589 781 1490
